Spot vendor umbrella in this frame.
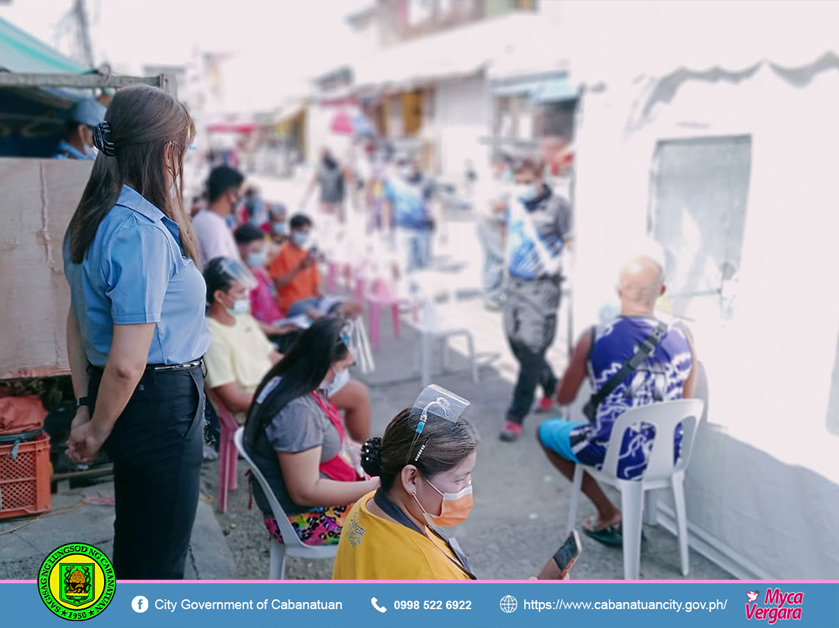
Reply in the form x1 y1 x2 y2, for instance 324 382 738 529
330 110 376 137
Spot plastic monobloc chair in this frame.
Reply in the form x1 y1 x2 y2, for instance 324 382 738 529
233 428 338 579
565 398 705 580
207 391 239 513
409 287 480 388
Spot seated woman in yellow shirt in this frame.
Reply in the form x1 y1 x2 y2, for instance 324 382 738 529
333 385 575 580
333 385 477 580
203 257 371 440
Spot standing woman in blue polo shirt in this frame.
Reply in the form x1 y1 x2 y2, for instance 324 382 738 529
63 84 210 580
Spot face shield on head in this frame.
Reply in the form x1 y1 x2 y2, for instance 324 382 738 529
216 258 257 315
405 385 470 465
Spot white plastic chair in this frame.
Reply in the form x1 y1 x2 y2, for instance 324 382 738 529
233 428 338 579
565 398 705 580
407 271 480 387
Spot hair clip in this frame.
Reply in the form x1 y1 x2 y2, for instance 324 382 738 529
92 121 116 156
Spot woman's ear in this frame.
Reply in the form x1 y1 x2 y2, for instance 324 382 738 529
400 465 420 495
213 289 227 306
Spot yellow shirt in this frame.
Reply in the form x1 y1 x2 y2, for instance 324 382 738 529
204 314 274 423
332 491 472 581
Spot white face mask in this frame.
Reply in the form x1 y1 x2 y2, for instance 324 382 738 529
516 183 540 202
226 298 250 316
292 231 309 247
321 367 349 397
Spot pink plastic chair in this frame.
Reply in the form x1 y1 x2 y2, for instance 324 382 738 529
207 391 239 513
342 263 354 290
354 275 368 303
367 278 417 351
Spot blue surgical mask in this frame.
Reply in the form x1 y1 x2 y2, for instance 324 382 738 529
272 222 287 236
292 231 309 247
226 298 250 316
516 183 540 202
246 250 266 269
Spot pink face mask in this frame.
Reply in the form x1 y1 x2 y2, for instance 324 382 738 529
413 478 473 528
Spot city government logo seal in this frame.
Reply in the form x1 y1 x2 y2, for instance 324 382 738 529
38 543 116 621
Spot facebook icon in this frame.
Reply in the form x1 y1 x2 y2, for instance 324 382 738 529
132 596 149 613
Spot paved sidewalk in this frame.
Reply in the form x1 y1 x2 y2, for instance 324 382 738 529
0 481 237 580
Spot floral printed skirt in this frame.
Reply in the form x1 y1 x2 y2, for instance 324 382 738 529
263 504 351 546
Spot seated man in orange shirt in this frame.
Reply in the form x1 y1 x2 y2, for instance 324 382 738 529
269 214 362 319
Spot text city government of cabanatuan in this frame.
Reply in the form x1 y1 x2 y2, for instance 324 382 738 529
155 599 343 612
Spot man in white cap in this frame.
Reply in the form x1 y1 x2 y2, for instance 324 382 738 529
53 98 106 160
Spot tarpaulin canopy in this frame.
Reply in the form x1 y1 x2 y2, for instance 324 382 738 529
0 16 95 157
206 122 257 134
0 16 88 74
491 73 578 103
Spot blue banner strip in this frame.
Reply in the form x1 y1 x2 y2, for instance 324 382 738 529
1 581 836 628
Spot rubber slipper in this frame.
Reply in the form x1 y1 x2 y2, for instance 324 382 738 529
582 519 647 548
583 518 623 547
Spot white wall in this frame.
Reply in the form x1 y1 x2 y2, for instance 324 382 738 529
433 75 490 178
573 61 839 579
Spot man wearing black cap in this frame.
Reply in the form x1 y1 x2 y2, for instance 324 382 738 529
53 99 106 160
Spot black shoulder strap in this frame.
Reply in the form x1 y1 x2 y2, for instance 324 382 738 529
588 321 668 411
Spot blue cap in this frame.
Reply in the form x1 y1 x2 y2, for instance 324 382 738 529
64 99 106 127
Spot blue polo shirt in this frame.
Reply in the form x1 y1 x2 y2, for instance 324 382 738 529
53 140 95 160
64 185 211 367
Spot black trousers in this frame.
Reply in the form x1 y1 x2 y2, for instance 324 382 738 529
89 363 205 580
503 276 562 424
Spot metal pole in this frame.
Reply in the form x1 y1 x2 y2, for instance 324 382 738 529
0 73 170 90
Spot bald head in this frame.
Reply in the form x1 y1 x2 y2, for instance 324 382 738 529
618 256 665 313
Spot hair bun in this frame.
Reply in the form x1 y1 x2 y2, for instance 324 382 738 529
360 436 383 477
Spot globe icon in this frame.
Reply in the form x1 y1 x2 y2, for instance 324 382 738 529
500 595 518 614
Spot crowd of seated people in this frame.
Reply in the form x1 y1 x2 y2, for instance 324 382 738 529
189 164 692 581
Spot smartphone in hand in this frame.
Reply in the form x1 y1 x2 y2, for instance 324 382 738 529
553 530 582 578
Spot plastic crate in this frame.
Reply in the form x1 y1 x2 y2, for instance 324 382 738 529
0 432 51 520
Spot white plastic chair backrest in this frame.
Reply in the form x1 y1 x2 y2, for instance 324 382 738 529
351 319 376 374
233 428 308 550
410 270 473 329
599 398 705 483
693 361 710 424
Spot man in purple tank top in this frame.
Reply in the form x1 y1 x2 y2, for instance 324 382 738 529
538 255 698 547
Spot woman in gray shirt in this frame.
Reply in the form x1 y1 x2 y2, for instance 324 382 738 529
243 317 379 546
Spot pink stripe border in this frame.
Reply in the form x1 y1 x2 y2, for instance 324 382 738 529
3 579 838 584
